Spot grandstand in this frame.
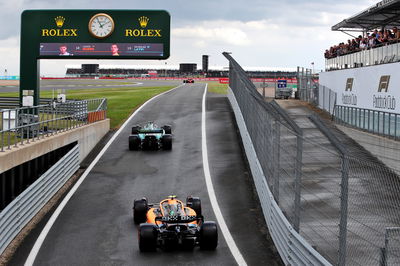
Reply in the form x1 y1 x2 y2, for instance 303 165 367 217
65 64 297 79
320 0 400 138
326 0 400 70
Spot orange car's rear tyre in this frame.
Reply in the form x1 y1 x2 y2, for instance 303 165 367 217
199 221 218 250
133 198 148 224
187 196 202 217
139 223 158 252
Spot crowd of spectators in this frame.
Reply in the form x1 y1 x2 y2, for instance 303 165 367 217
325 27 400 59
66 68 297 79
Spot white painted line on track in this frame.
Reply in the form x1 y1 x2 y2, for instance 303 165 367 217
24 84 184 266
201 84 247 266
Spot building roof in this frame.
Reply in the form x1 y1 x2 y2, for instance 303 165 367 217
332 0 400 32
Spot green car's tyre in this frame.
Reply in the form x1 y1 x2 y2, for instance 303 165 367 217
129 135 141 150
161 134 172 150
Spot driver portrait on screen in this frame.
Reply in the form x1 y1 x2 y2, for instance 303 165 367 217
59 44 72 56
111 44 119 56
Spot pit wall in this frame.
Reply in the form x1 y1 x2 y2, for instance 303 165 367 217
0 119 110 174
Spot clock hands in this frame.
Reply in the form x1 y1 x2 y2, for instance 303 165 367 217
96 17 105 28
102 21 111 27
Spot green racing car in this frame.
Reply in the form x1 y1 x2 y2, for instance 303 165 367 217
129 122 172 150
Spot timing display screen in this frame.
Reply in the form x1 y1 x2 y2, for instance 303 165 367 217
39 43 164 57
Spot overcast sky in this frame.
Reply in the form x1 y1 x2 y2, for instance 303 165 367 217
0 0 376 76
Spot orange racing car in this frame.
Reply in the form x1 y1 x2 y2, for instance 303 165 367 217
133 195 218 251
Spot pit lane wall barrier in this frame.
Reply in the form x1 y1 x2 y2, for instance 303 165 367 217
226 52 400 265
227 87 331 266
0 144 79 255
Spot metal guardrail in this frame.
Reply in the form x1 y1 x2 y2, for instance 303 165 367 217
334 104 400 140
224 52 330 265
0 98 107 151
0 97 53 109
0 144 79 255
225 52 400 265
227 88 331 265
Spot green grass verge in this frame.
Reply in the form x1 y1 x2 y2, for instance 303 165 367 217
0 86 174 129
207 82 228 94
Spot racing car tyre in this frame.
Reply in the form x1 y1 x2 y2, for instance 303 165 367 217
131 125 141 134
161 134 172 150
199 221 218 250
129 135 141 151
186 196 202 217
133 198 148 224
162 125 172 134
139 223 158 252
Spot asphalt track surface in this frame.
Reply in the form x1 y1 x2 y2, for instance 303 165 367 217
0 79 182 92
9 83 282 265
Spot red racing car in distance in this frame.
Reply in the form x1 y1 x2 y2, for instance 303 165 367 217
183 78 194 83
133 195 218 251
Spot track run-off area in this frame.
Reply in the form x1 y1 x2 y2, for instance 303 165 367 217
9 82 281 265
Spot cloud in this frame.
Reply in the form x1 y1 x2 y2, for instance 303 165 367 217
0 0 379 75
0 37 20 75
173 21 251 46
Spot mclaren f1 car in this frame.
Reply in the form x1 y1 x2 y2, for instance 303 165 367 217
128 122 172 150
133 195 218 251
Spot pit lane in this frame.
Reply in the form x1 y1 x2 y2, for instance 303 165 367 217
10 82 281 265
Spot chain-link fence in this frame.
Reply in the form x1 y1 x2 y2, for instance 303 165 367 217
224 53 400 265
297 67 319 105
319 85 337 115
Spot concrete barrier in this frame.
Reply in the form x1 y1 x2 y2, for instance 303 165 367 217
0 119 110 174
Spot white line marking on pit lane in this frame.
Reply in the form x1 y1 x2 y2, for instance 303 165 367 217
24 84 184 266
201 84 248 266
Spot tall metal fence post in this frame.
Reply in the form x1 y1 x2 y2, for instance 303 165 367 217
301 67 305 100
338 155 350 266
272 118 280 203
297 66 300 99
293 133 303 232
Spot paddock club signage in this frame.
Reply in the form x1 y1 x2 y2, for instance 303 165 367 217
372 75 396 110
341 75 396 111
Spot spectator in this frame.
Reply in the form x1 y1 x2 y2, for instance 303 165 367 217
359 38 368 49
324 49 330 59
325 28 400 59
368 34 376 48
351 39 358 51
392 27 400 40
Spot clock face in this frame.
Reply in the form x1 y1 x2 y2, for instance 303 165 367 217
88 13 114 39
